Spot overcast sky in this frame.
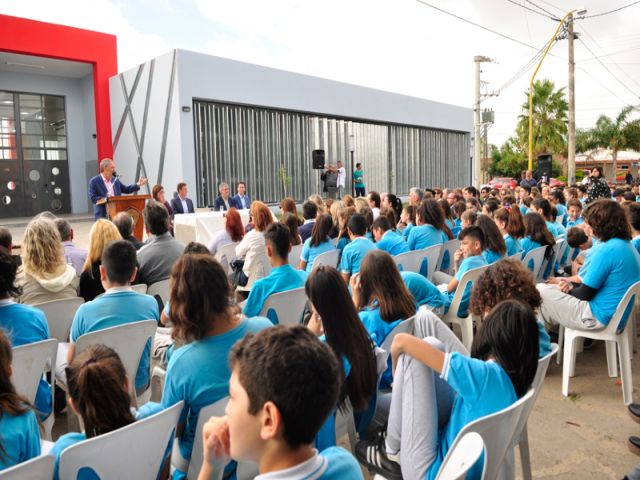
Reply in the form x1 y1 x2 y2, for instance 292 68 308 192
3 0 640 146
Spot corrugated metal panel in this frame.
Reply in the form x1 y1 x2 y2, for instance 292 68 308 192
193 101 470 206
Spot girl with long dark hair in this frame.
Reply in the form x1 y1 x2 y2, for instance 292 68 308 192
299 214 336 272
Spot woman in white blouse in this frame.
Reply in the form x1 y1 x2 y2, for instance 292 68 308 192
235 201 274 284
208 208 245 255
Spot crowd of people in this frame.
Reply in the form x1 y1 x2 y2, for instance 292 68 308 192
1 167 640 479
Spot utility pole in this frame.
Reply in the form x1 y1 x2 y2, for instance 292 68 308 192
567 14 577 186
474 56 492 187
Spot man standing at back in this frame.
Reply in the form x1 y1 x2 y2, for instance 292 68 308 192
137 200 184 284
232 181 250 210
88 158 147 219
170 182 195 214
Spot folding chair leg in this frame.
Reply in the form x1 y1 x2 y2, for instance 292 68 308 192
619 336 634 406
460 318 474 352
562 333 576 397
518 424 532 480
606 341 618 378
557 326 564 365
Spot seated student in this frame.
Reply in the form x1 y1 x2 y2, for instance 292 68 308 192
470 259 552 358
352 250 417 389
340 214 376 283
566 198 584 229
66 240 159 393
372 216 409 256
539 199 640 333
565 227 593 276
532 198 565 238
0 330 41 471
157 254 271 479
494 205 525 257
0 247 52 420
244 223 308 321
305 266 378 444
407 199 450 251
431 226 488 318
451 201 466 228
627 202 640 255
521 212 555 272
197 326 363 480
51 345 157 480
439 199 456 231
299 201 318 243
356 300 539 480
476 215 506 264
299 214 336 273
550 190 568 225
397 205 416 238
400 271 446 313
335 206 355 253
481 198 499 218
459 209 477 230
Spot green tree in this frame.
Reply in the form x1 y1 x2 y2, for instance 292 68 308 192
516 78 568 158
589 106 640 177
489 138 527 178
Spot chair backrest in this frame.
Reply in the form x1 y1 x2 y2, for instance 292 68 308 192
381 316 415 353
147 279 171 302
186 396 228 479
259 287 308 326
75 320 157 400
435 432 484 480
446 264 490 319
538 241 560 281
59 401 183 480
288 244 304 268
608 280 640 334
393 250 425 274
422 244 443 280
555 238 569 267
521 246 547 280
449 389 534 480
312 249 340 269
436 239 460 274
11 339 58 406
33 297 84 342
175 223 196 244
131 284 148 294
216 242 239 275
0 454 54 480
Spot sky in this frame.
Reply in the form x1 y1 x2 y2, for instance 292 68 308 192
2 0 640 147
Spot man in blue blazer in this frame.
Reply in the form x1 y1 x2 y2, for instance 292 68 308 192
213 182 240 211
88 159 147 219
169 182 195 214
232 181 250 210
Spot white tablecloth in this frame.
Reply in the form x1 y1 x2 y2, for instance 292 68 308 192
173 211 250 246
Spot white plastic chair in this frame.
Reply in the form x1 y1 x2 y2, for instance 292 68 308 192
288 244 304 268
381 316 416 354
258 287 308 326
393 250 426 274
33 297 84 342
438 265 490 351
175 223 196 244
216 242 239 275
11 339 58 440
561 281 640 405
435 432 484 480
237 251 273 292
521 246 547 280
0 454 54 479
537 242 559 281
555 238 569 269
75 319 157 405
436 239 460 275
421 244 443 280
58 401 183 480
312 249 340 269
148 279 171 302
131 284 148 294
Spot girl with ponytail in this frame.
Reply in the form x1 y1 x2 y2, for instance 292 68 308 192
494 204 525 257
0 330 41 470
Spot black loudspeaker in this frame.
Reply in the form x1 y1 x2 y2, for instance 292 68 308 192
537 154 552 178
312 150 325 169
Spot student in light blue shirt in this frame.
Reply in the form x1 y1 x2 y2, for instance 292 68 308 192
494 205 525 257
400 271 446 310
299 214 336 273
521 212 556 273
197 326 364 480
244 223 308 323
407 199 450 251
476 215 506 265
532 198 564 238
340 214 376 283
0 330 41 471
66 241 159 393
372 216 409 256
628 203 640 256
566 199 584 229
398 205 416 239
355 300 539 480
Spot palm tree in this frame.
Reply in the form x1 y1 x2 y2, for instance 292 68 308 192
516 79 568 158
589 106 640 178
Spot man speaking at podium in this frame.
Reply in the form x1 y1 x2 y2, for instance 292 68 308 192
88 158 148 219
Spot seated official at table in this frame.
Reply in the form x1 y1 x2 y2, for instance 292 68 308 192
88 158 147 219
232 181 250 210
213 182 240 211
170 182 195 214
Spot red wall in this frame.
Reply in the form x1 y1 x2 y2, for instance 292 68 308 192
0 14 117 166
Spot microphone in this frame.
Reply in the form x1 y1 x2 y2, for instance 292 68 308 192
112 171 119 179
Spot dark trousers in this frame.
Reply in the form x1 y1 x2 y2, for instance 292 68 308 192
355 186 366 197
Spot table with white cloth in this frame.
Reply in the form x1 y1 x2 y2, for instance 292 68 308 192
173 211 250 246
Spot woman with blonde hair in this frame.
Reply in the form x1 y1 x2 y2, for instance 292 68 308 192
17 216 79 304
234 201 274 286
308 194 326 214
79 219 122 301
354 196 369 213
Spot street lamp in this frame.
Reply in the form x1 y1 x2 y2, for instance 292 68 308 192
348 133 355 197
528 7 586 172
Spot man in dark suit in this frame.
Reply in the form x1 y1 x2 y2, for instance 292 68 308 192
213 182 240 211
170 182 195 214
232 181 250 210
298 201 318 242
88 158 147 219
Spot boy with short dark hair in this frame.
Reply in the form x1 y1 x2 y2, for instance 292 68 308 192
340 214 376 283
372 217 409 256
566 199 584 228
198 326 362 479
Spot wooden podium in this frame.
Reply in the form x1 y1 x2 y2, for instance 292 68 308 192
105 194 151 241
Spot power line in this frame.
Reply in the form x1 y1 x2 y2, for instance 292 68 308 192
524 0 561 19
532 0 563 13
506 0 557 20
577 66 635 106
495 41 551 93
583 0 640 19
580 45 640 62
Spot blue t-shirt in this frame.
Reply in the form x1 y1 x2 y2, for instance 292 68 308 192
401 223 415 240
340 237 376 276
521 237 542 256
426 353 517 480
545 220 565 238
0 409 40 471
632 236 640 256
555 203 567 224
301 238 336 273
481 249 503 265
160 317 272 465
444 255 487 318
243 264 308 322
445 218 456 231
0 301 52 418
504 234 523 257
580 238 640 327
537 320 552 358
566 217 584 229
407 225 446 251
353 169 364 188
401 271 445 308
70 290 159 391
376 230 409 256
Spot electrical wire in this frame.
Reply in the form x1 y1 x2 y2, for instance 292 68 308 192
506 0 557 20
580 45 640 62
583 0 640 19
532 0 563 14
578 66 635 106
524 0 561 20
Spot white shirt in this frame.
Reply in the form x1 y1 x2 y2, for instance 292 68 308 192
255 451 328 480
236 229 266 277
372 207 380 220
337 166 346 188
238 195 249 209
179 196 189 214
101 174 115 196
